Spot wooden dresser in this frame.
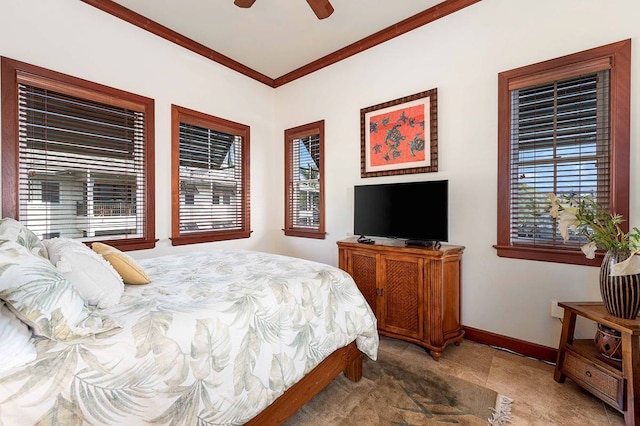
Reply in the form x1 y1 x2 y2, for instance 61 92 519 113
337 238 464 360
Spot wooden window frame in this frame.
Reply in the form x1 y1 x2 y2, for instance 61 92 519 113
170 104 251 245
284 120 325 239
495 39 631 266
1 57 156 251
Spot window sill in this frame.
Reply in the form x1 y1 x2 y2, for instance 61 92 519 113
284 229 326 240
171 230 251 246
98 238 158 252
493 244 602 267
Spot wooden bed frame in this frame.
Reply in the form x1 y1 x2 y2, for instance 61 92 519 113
245 341 363 425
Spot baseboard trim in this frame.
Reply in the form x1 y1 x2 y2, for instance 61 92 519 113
463 326 558 363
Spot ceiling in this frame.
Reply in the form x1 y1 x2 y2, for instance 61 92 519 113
87 0 466 85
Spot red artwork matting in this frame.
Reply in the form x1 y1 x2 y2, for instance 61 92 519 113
361 89 438 178
368 103 426 167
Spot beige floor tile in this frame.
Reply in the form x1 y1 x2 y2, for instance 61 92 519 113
406 345 490 388
378 335 627 426
485 350 624 425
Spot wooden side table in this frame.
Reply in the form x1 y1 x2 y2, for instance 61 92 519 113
554 302 640 426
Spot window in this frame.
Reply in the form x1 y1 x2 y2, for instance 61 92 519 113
1 57 156 251
77 182 138 217
41 181 60 204
284 120 325 239
180 181 197 206
495 40 631 266
171 105 250 245
211 184 234 206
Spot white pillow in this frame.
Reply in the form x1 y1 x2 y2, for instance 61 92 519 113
0 301 37 373
0 217 48 259
43 238 124 309
0 240 120 341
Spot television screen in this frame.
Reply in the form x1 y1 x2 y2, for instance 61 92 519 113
354 180 448 244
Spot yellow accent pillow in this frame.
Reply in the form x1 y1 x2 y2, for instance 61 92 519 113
91 242 151 285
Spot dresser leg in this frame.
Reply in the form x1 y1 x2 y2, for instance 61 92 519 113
429 350 442 361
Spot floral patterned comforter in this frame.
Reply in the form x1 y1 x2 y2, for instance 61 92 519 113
0 249 379 425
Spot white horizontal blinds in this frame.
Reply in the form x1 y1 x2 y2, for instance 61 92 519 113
509 70 610 248
18 83 146 241
290 134 320 230
178 122 243 234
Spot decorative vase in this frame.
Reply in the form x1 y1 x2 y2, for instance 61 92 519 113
599 248 640 319
594 323 622 360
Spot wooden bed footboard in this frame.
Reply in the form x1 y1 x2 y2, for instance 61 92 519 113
245 341 363 425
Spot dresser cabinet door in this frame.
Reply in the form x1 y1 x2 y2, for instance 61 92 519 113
345 250 378 314
379 254 423 340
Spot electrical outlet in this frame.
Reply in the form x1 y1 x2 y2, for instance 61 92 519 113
551 301 564 319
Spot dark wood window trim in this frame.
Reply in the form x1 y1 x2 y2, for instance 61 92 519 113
1 57 156 251
495 39 631 266
170 105 251 246
284 120 325 239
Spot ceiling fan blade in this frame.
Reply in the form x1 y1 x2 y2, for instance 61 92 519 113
306 0 334 20
234 0 256 8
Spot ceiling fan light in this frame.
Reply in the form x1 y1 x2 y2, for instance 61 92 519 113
306 0 334 20
233 0 257 8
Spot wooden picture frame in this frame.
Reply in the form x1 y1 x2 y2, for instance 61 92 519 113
360 88 437 178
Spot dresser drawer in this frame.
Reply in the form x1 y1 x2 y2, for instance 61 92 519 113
562 350 624 410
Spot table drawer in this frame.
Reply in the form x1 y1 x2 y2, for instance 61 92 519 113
563 350 624 410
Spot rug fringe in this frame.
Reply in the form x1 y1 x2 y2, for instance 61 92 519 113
487 394 513 425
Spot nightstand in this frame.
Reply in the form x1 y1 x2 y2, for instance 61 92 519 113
554 302 640 426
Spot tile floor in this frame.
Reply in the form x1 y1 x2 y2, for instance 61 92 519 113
378 335 626 425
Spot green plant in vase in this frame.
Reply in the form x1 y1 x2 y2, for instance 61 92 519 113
548 192 640 319
547 193 640 258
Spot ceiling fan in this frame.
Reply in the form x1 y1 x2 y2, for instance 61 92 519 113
233 0 334 20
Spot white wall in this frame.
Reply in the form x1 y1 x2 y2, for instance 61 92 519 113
274 0 640 348
2 0 639 350
0 0 280 256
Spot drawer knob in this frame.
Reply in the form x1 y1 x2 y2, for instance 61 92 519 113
585 370 592 377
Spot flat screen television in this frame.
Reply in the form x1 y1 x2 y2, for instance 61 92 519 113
353 180 448 246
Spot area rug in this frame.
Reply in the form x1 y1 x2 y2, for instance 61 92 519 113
285 350 513 425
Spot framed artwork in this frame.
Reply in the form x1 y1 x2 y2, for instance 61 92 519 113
360 88 437 178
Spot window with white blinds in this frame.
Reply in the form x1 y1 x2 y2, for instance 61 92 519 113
284 121 325 239
1 57 156 251
171 105 250 245
509 71 610 248
495 40 631 266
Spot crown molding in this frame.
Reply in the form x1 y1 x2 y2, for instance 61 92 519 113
81 0 482 88
274 0 481 87
80 0 275 86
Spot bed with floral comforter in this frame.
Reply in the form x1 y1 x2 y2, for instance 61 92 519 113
0 249 378 425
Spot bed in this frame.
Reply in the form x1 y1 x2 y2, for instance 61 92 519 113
0 219 379 425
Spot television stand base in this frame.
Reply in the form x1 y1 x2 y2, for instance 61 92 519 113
405 239 441 249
